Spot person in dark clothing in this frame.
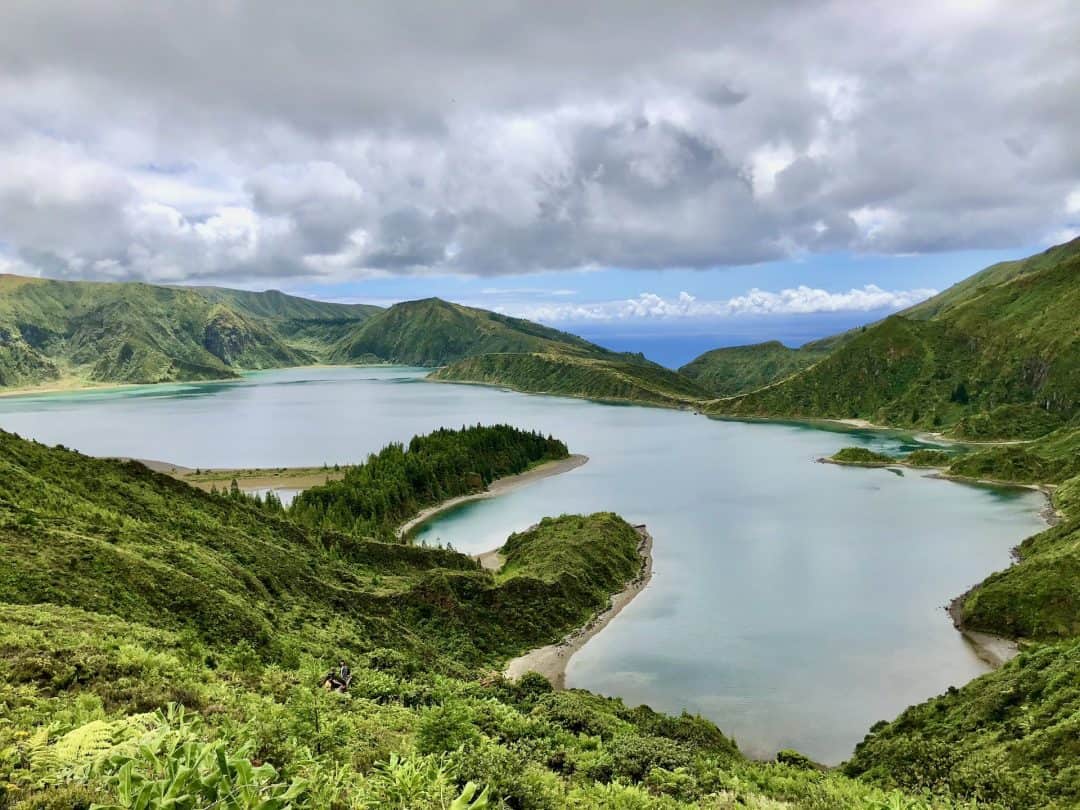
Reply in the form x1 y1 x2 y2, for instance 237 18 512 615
320 660 352 692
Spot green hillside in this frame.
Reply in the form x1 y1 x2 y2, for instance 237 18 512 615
707 238 1080 438
0 276 318 387
329 297 622 367
844 637 1080 808
704 239 1080 435
679 340 827 397
0 427 950 809
191 286 380 323
190 286 381 354
431 351 711 406
901 238 1080 321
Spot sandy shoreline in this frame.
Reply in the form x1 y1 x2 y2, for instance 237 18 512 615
947 595 1020 668
504 525 654 689
397 454 589 538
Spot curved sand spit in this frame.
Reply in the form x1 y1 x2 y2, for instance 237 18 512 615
504 526 653 689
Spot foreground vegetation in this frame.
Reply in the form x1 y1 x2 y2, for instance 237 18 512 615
0 426 972 809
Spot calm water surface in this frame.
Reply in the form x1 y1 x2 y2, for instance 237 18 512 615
0 367 1046 763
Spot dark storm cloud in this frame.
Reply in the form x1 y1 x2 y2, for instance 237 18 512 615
0 0 1077 282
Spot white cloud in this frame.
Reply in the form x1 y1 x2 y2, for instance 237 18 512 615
0 3 1077 283
499 285 938 322
749 143 796 197
0 256 40 277
1066 189 1080 215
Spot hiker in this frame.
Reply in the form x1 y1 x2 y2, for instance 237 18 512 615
320 659 351 693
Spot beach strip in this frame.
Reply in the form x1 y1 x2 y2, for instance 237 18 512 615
504 525 654 689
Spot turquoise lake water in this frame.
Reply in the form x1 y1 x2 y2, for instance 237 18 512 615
0 366 1047 763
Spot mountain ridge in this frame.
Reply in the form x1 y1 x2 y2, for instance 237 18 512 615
703 238 1080 438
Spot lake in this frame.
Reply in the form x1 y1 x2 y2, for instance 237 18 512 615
0 366 1047 763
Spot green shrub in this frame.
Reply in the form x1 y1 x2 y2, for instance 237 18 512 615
415 702 482 755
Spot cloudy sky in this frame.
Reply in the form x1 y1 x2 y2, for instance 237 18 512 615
1 1 1077 359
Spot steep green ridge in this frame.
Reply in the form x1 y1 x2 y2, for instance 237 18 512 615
431 352 710 406
290 424 568 539
902 238 1080 321
709 237 1080 438
0 427 948 809
329 297 623 367
190 286 381 354
0 276 383 388
679 340 827 397
191 286 380 323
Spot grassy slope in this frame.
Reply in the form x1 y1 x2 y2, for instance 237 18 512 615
710 237 1080 438
431 351 711 406
679 340 828 397
329 297 623 367
0 429 635 667
190 286 381 355
0 428 946 809
0 277 381 387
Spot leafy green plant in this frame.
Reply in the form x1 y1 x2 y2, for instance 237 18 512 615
89 709 307 810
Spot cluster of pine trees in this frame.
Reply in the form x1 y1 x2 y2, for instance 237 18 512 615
289 424 568 538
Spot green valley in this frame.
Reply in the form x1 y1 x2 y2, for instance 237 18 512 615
0 426 954 810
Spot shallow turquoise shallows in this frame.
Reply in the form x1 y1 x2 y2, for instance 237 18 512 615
0 367 1046 763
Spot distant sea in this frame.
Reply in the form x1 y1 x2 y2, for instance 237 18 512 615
580 333 749 368
573 310 897 368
